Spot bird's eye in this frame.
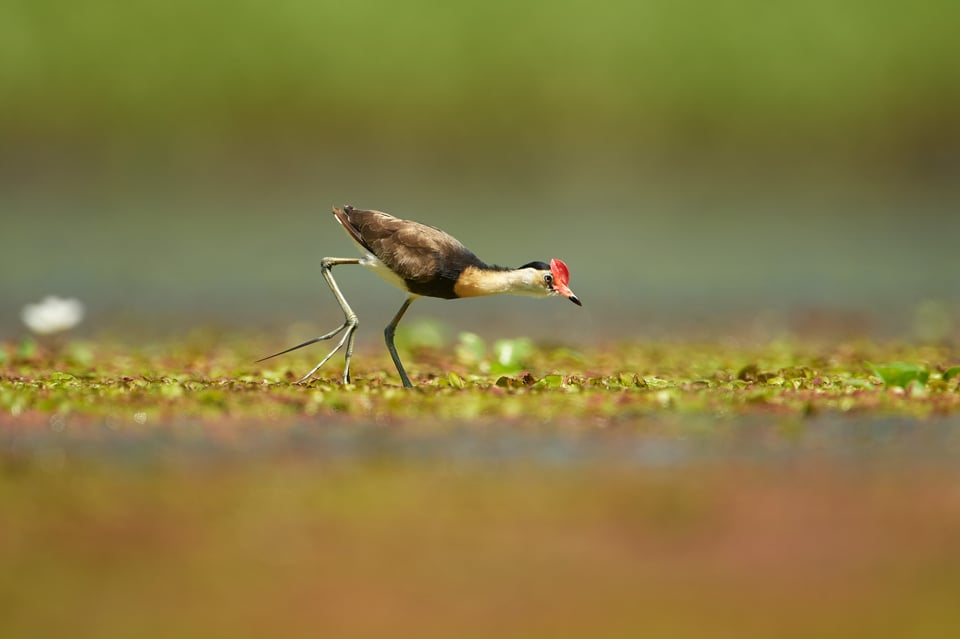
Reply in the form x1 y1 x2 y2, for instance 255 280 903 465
544 273 554 287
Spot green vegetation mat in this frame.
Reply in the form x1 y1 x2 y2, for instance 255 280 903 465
3 335 958 424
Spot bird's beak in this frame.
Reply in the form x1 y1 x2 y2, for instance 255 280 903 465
555 282 582 306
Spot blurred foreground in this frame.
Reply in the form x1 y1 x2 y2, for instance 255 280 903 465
4 461 960 639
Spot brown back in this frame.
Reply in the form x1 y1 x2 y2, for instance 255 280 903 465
334 206 488 297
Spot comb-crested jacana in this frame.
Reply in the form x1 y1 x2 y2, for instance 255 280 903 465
260 206 581 387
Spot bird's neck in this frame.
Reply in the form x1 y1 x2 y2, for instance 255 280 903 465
453 265 542 298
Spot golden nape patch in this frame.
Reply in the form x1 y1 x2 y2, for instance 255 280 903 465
452 265 489 298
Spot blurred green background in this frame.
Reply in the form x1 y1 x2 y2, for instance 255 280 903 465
2 0 958 341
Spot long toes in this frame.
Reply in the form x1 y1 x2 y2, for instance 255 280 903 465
294 326 357 384
257 325 352 362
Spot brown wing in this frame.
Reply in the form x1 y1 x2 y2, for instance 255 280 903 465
334 206 485 283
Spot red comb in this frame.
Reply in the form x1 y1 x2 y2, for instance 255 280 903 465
549 258 570 287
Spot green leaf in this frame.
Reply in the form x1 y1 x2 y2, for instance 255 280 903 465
943 366 960 382
447 371 466 389
534 374 565 388
455 332 486 366
396 318 447 351
492 338 534 373
868 362 929 389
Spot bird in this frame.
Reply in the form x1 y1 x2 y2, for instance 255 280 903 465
259 205 581 387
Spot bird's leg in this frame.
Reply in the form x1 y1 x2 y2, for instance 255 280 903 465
302 257 363 384
257 257 361 384
384 297 415 388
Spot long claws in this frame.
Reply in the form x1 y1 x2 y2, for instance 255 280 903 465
293 321 357 384
257 320 356 384
256 325 348 363
259 318 358 385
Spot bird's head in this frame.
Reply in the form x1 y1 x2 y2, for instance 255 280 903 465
518 258 582 306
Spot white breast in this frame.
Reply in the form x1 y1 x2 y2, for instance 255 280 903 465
360 252 409 292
